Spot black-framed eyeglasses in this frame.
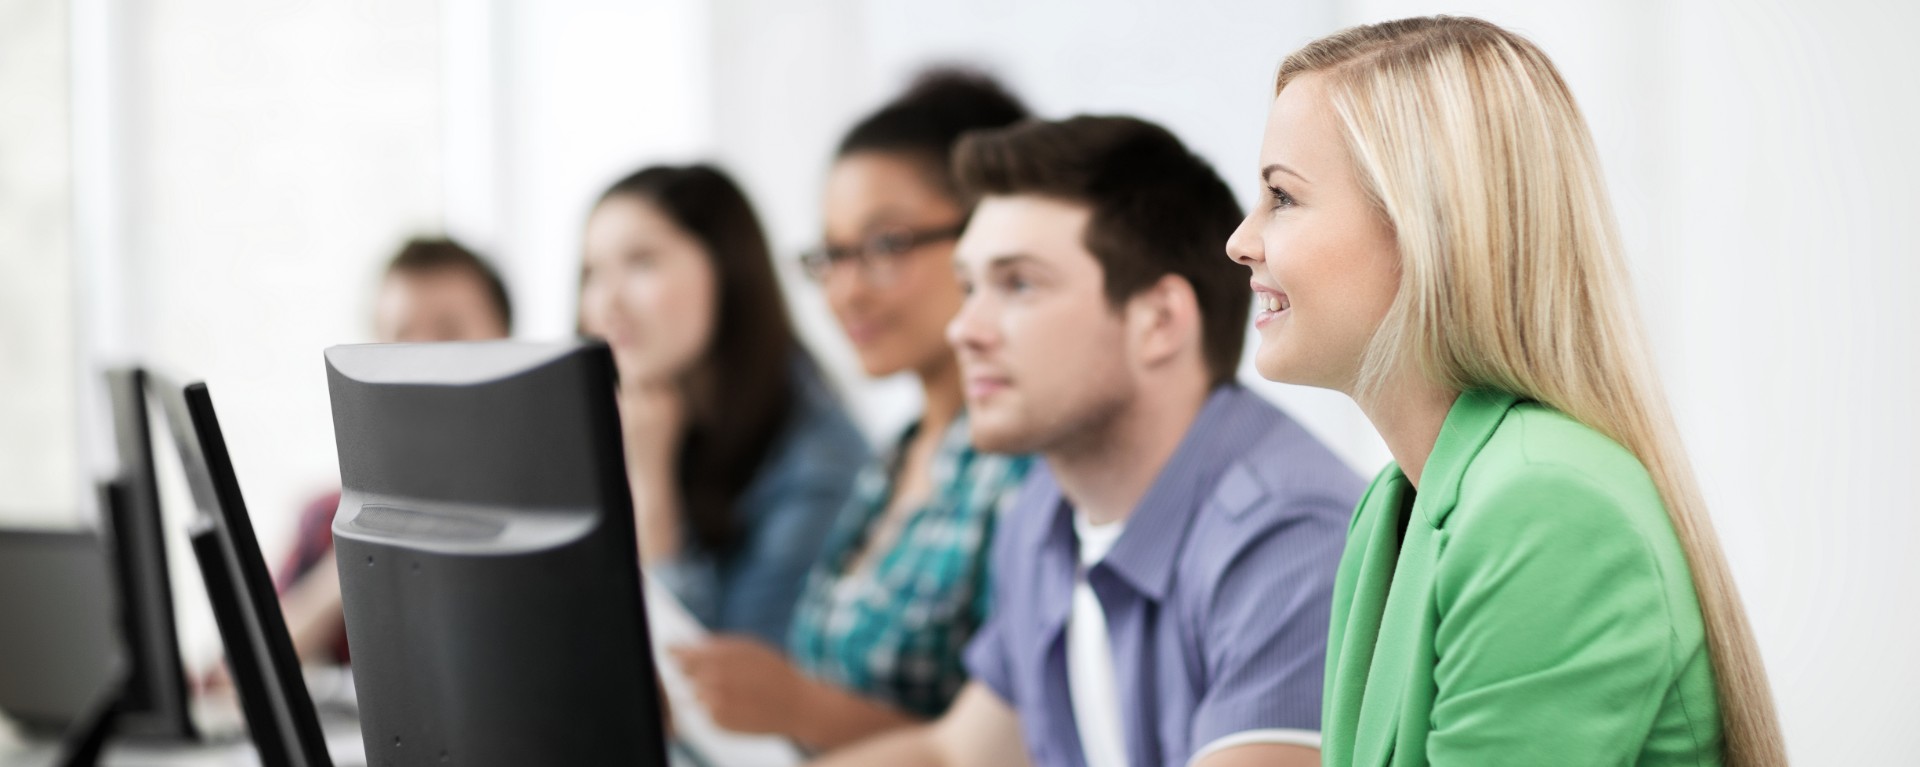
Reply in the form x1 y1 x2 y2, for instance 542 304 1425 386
799 223 966 284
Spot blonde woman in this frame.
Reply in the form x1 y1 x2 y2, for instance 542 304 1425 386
1225 16 1786 766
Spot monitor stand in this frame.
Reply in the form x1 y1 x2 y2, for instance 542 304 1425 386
45 483 162 767
49 524 293 767
50 664 126 767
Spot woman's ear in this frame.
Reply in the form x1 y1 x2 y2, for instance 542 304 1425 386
1125 273 1202 372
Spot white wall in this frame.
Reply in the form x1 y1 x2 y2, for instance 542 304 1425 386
132 0 445 519
0 0 78 526
1658 1 1920 760
71 0 446 664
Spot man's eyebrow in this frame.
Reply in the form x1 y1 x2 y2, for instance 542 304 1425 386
1262 163 1310 185
957 252 1038 272
984 253 1042 270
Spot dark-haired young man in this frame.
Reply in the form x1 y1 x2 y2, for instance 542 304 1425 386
812 117 1362 767
371 237 514 343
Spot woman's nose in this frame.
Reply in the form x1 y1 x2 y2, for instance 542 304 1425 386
1225 213 1265 267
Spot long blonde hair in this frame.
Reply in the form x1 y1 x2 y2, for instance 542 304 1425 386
1278 16 1786 765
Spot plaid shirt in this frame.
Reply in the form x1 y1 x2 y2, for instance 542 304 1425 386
786 412 1032 718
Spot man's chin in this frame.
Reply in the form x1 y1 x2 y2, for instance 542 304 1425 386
965 413 1040 456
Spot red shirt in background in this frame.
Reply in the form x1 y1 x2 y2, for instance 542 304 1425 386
275 489 350 664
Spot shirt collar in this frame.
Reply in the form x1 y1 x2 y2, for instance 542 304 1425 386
1415 389 1521 527
1044 384 1282 602
885 409 978 485
931 410 977 485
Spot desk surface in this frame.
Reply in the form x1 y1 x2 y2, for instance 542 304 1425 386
0 710 365 767
0 667 367 767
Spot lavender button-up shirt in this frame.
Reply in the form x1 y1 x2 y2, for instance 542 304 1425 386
964 384 1362 767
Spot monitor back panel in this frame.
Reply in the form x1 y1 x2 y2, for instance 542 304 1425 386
326 342 665 767
0 529 119 734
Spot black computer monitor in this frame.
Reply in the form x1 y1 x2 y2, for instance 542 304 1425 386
98 367 197 740
0 529 119 734
152 375 332 767
324 340 668 767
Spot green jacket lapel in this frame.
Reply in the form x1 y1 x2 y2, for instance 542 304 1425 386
1352 518 1435 766
1340 390 1521 766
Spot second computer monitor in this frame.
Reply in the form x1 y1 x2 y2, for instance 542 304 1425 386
101 367 197 740
325 340 667 767
152 375 333 767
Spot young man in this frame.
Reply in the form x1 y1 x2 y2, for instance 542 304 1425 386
368 237 515 344
812 117 1363 767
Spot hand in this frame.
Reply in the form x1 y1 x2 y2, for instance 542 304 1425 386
670 636 811 736
196 661 234 697
619 381 687 563
618 380 687 476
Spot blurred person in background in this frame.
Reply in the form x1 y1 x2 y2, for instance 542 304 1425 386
671 69 1035 752
578 163 869 647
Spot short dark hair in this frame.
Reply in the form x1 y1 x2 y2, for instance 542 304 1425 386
591 163 800 555
384 237 514 332
836 66 1030 209
954 116 1248 386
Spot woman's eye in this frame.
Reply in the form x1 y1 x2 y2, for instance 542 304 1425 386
1268 185 1297 210
871 233 911 256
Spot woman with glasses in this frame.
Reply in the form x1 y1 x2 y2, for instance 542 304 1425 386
671 69 1035 752
578 164 869 648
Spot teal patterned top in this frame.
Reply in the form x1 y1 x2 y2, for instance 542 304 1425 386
786 412 1032 718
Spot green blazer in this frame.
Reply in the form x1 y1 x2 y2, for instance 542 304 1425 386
1323 390 1723 766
